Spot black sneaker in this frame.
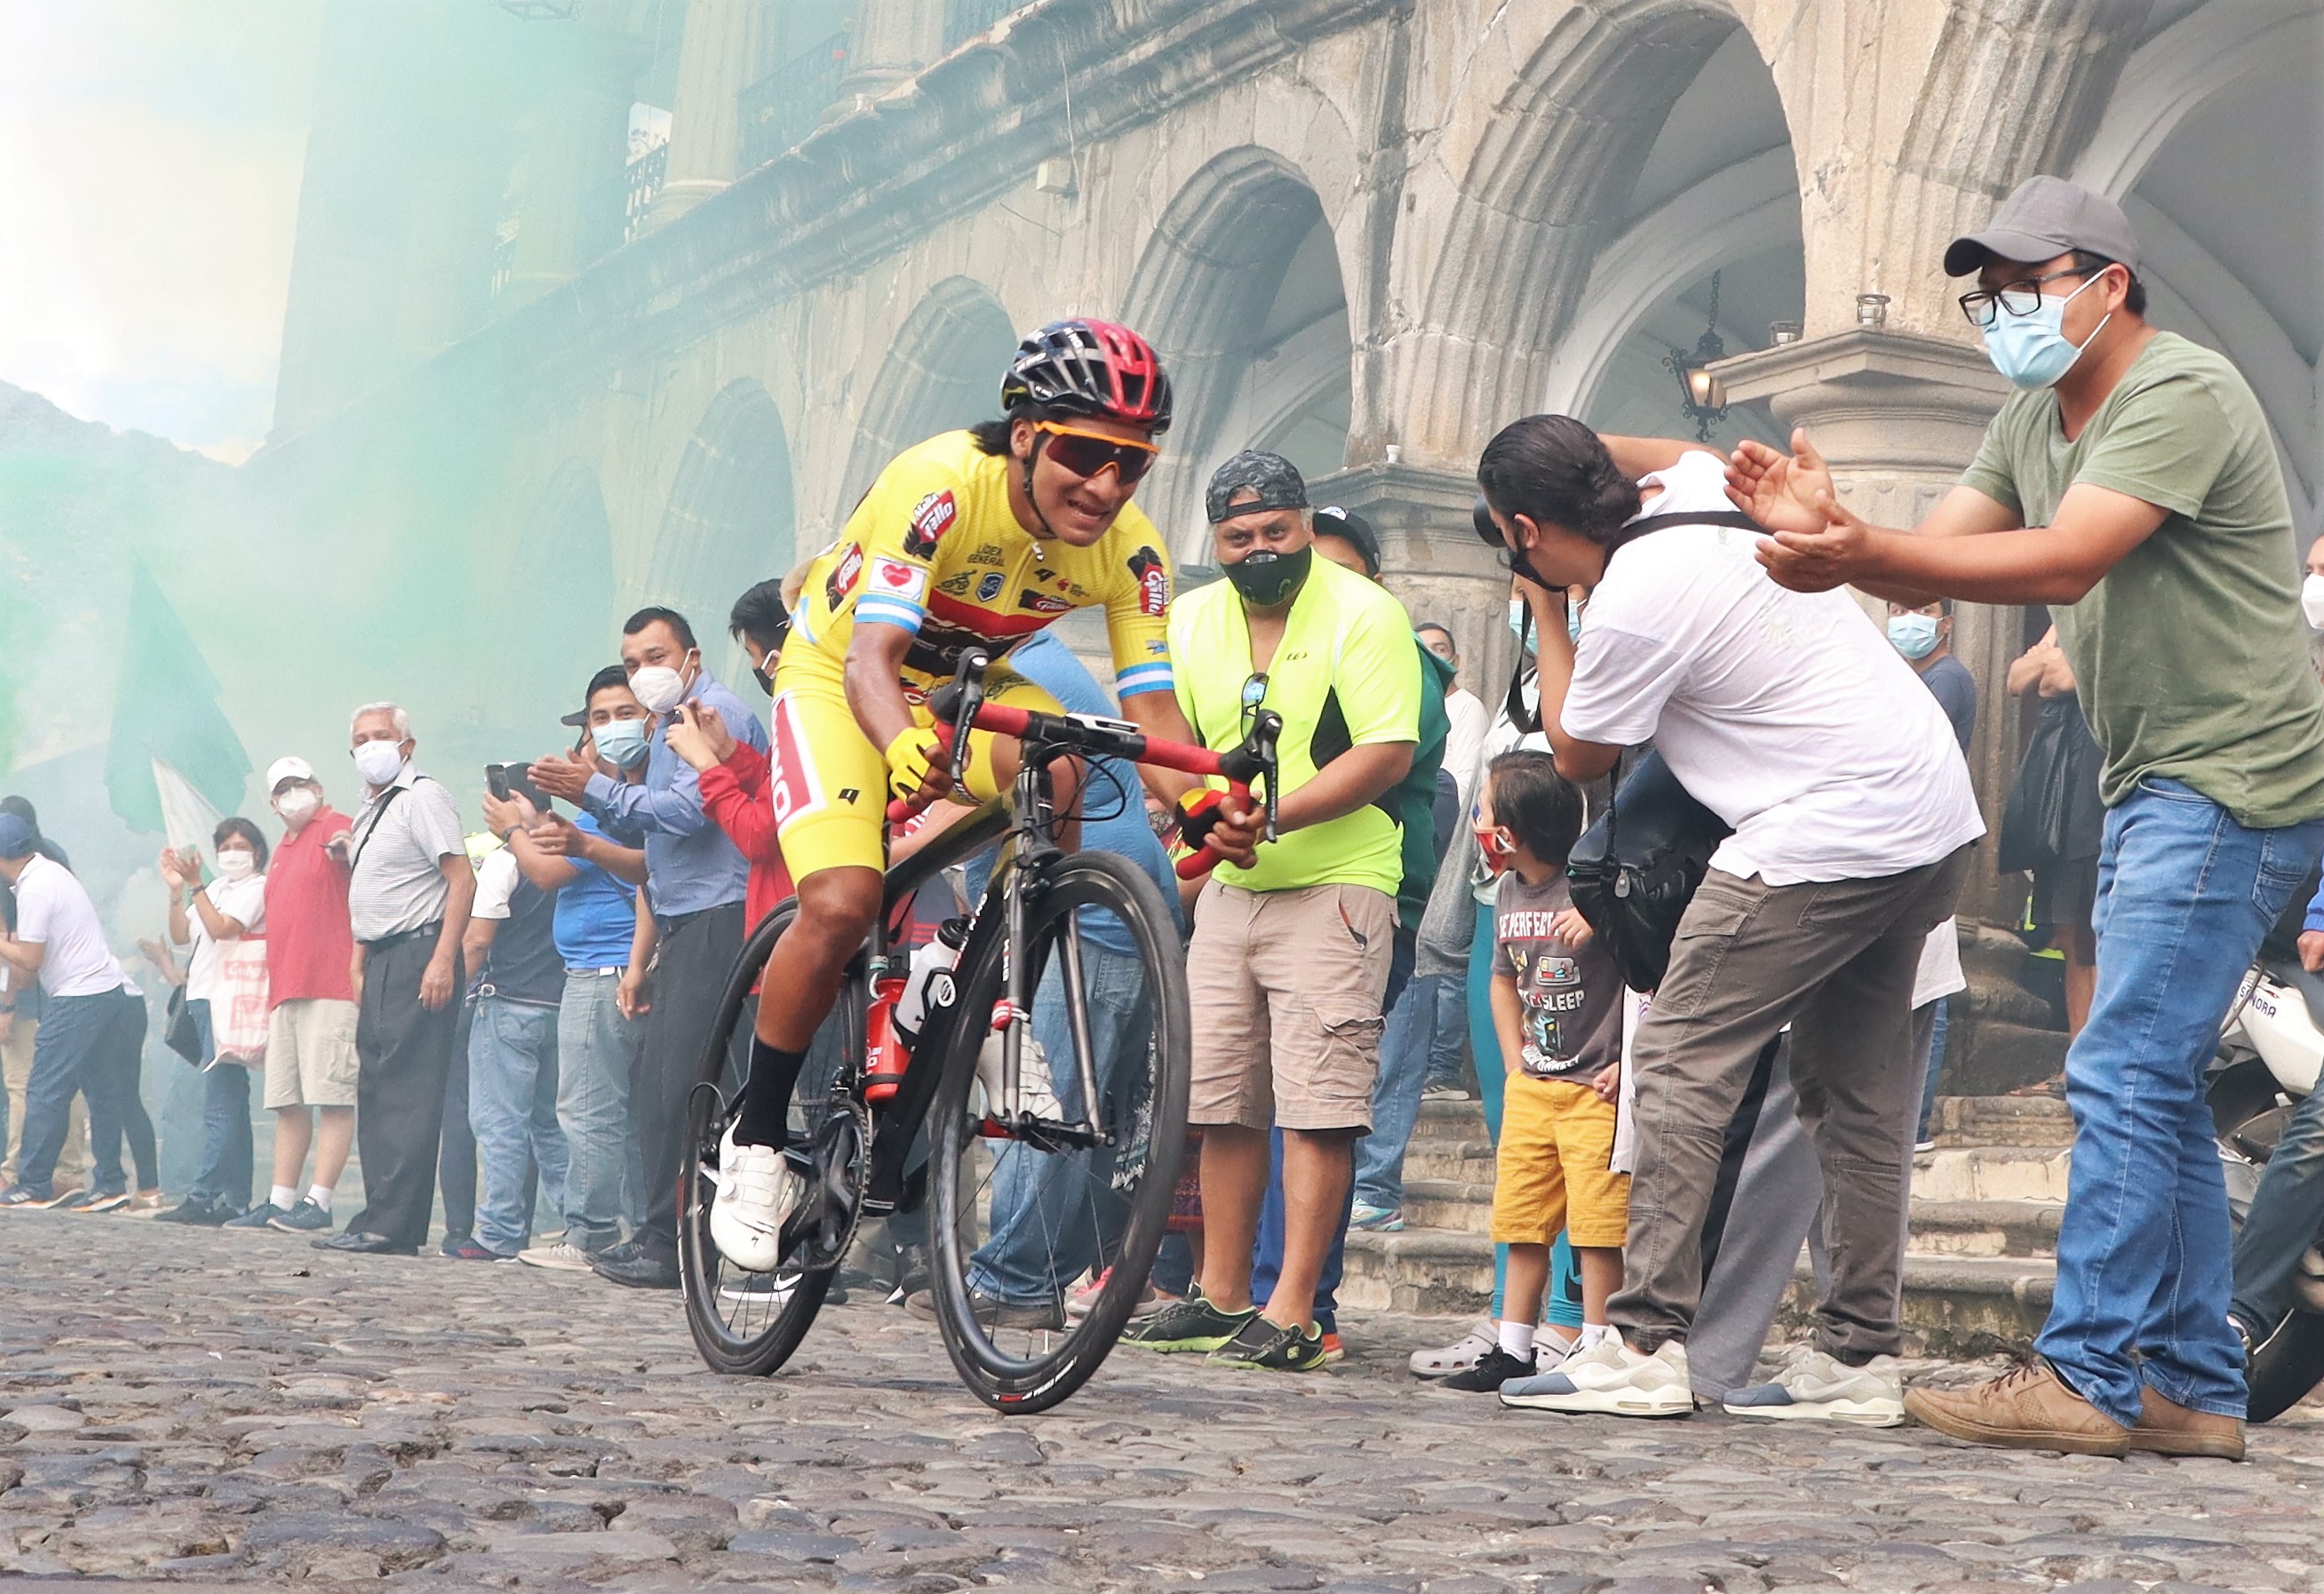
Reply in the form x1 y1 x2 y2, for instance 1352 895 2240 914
591 1239 680 1290
223 1201 285 1230
1126 1294 1261 1353
268 1199 332 1233
155 1195 233 1225
1206 1315 1328 1373
1439 1345 1538 1392
886 1243 930 1306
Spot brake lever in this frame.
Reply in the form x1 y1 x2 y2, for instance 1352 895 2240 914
944 650 988 792
1253 710 1281 843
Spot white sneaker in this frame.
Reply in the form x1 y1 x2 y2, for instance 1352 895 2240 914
1722 1347 1905 1427
1499 1336 1695 1417
975 1032 1064 1121
517 1239 596 1272
720 1272 798 1306
708 1125 800 1274
1409 1321 1497 1379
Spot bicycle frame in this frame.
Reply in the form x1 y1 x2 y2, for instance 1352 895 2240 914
855 648 1277 1219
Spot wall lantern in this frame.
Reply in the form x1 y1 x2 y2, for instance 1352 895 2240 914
1666 271 1730 444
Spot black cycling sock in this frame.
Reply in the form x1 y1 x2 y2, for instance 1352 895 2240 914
733 1038 807 1150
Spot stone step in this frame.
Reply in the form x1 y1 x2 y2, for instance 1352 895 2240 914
1926 1094 2073 1149
1398 1137 1496 1186
1345 1219 2055 1353
1400 1177 1495 1234
1904 1198 2063 1258
1910 1144 2073 1202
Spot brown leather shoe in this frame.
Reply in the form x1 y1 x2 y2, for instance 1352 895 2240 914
2129 1385 2245 1461
1903 1359 2129 1456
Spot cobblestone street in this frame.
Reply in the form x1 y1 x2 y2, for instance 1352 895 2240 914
4 1217 2323 1591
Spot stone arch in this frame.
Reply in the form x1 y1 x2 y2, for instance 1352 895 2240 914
838 276 1020 514
1408 0 1747 458
497 460 617 741
651 379 798 674
1122 146 1353 558
2073 0 2320 531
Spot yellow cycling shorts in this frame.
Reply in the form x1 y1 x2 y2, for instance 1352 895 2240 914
766 665 1064 881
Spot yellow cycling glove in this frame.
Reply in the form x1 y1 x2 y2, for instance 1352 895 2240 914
883 726 947 803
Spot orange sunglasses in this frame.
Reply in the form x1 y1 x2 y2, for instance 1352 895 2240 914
1034 421 1160 486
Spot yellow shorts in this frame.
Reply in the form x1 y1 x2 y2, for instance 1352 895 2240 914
766 660 1064 881
1488 1073 1630 1248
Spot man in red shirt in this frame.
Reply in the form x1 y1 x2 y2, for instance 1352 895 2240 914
227 757 361 1233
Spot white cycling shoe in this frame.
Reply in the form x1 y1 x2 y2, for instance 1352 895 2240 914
708 1124 801 1275
975 1032 1065 1122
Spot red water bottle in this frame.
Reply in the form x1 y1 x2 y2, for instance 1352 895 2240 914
864 976 910 1104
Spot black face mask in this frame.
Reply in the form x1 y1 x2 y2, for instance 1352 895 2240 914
1476 493 1560 594
1222 545 1312 609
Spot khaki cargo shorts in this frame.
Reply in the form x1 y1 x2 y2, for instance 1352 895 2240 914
1185 881 1393 1133
264 998 360 1109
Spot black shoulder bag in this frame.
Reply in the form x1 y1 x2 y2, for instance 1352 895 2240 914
1532 508 1762 992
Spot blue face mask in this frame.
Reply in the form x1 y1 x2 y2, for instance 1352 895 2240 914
1508 598 1532 650
1888 612 1942 661
594 718 651 770
1981 273 2109 390
1567 607 1584 645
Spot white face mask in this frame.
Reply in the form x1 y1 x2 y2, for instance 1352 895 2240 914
274 787 320 825
215 849 257 881
630 664 689 715
2302 573 2324 631
353 739 406 788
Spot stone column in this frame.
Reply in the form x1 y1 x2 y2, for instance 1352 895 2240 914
1715 330 2023 921
503 42 636 306
839 0 944 101
646 0 760 230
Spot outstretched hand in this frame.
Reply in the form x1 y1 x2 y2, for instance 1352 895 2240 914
1726 427 1836 538
1754 488 1876 594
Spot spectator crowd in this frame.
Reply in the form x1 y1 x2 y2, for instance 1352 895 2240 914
2 176 2320 1461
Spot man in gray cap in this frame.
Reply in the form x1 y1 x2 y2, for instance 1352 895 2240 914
1733 174 2324 1459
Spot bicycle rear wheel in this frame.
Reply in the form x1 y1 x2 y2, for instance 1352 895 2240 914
679 898 867 1376
927 850 1190 1413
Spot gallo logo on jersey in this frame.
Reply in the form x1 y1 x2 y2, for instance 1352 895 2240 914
975 571 1005 603
1017 589 1070 615
872 557 928 604
824 544 864 610
903 490 959 558
1127 546 1170 617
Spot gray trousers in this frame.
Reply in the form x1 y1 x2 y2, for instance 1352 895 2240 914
1612 846 1969 1364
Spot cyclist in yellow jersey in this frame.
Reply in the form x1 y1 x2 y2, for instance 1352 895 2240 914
712 319 1260 1271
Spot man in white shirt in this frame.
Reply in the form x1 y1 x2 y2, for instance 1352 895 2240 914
1475 417 1982 1423
0 814 150 1207
1417 624 1490 812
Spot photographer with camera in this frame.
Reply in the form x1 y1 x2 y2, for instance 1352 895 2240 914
1473 418 1980 1423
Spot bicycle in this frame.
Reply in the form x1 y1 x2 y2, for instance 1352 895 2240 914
677 649 1279 1414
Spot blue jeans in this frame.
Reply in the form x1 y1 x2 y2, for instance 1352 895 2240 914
15 988 146 1195
2231 1079 2324 1339
468 995 565 1255
185 1000 253 1210
1421 974 1467 1085
1354 971 1452 1213
971 941 1153 1304
2037 779 2324 1424
557 970 644 1251
1914 995 1950 1144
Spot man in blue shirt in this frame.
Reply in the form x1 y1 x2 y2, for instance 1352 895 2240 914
900 629 1184 1325
529 610 767 1288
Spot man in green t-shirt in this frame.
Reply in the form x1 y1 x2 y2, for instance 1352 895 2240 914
1732 176 2324 1461
1126 451 1420 1373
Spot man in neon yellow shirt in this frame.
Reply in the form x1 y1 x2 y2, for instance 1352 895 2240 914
1128 450 1421 1371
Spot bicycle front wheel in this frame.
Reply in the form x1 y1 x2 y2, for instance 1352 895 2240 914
927 850 1190 1414
679 898 866 1376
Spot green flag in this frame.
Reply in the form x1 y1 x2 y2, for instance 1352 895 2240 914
106 559 251 834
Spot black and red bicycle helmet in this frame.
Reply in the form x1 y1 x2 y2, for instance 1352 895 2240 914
1000 319 1174 434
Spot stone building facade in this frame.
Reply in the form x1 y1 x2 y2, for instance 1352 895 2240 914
257 0 2319 958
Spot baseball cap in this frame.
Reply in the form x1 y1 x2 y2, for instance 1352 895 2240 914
1206 450 1308 523
1313 506 1381 576
265 755 315 791
563 664 633 728
0 814 36 859
1944 175 2140 278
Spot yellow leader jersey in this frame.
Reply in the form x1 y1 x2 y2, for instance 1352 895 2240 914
789 430 1177 700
